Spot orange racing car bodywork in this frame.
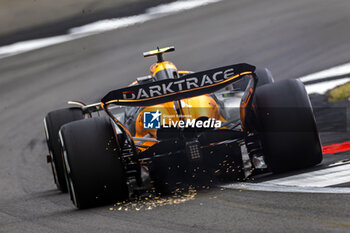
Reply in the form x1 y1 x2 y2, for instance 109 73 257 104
134 60 226 148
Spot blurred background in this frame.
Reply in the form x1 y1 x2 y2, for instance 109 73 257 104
0 0 171 45
0 0 349 232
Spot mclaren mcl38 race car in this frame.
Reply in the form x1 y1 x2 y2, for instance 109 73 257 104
44 46 322 209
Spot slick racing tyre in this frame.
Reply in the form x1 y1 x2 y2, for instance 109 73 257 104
254 79 322 173
44 108 84 192
232 68 274 91
59 117 129 209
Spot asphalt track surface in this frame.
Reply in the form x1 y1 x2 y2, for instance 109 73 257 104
0 0 350 232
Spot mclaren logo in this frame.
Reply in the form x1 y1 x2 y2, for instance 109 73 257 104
123 68 234 100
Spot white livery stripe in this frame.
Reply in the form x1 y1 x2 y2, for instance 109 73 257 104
262 163 350 187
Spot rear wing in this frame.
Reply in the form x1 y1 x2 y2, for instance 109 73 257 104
101 63 255 107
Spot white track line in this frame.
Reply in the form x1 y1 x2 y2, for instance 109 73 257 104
298 62 350 94
0 0 221 59
304 77 350 94
262 163 350 187
223 183 350 194
222 163 350 194
299 62 350 83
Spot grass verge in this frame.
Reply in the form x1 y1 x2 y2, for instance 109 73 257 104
327 81 350 102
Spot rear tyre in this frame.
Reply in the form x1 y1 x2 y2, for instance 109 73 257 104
59 117 129 209
44 108 84 192
254 79 322 173
232 67 274 91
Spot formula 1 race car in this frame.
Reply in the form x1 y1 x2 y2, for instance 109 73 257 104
44 46 322 208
